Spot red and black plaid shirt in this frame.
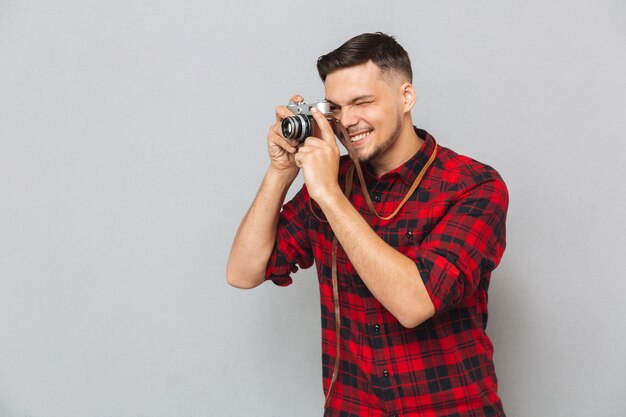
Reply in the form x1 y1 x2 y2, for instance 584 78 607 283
265 129 509 417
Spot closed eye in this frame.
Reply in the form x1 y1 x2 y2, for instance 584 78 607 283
354 99 374 106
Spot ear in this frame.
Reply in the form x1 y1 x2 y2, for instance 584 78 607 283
399 82 417 113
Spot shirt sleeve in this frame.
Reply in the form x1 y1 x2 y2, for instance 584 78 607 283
264 185 314 286
414 171 509 315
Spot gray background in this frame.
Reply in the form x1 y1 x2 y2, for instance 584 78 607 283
1 1 625 416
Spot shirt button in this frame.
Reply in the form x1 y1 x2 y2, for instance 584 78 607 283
389 414 398 417
405 231 413 239
372 192 381 202
371 324 381 335
383 370 389 377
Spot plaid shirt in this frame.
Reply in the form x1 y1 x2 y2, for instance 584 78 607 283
265 129 508 417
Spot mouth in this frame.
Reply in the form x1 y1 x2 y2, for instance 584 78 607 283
349 130 372 143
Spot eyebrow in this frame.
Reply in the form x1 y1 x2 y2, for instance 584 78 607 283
325 95 375 108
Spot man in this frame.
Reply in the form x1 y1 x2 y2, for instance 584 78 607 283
227 32 508 417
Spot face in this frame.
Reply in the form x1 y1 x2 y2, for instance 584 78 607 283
324 61 408 165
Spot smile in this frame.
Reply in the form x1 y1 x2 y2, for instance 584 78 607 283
350 131 371 143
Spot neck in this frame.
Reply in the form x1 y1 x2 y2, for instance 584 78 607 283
370 119 424 177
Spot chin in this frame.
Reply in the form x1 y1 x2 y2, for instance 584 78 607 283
356 140 390 164
357 153 374 164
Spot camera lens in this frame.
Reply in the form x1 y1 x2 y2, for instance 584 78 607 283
281 114 311 142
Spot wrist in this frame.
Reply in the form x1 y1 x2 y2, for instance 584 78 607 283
266 165 299 185
311 184 345 209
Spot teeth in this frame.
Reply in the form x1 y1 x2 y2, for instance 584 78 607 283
350 131 370 142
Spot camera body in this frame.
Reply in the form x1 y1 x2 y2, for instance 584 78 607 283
281 100 333 143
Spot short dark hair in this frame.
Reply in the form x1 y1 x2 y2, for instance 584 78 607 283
316 32 413 83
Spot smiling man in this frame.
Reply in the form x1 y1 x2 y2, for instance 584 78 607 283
227 32 509 417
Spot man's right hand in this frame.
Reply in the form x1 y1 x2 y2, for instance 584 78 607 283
227 95 306 289
267 95 304 178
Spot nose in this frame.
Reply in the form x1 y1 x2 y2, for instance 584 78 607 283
339 106 359 128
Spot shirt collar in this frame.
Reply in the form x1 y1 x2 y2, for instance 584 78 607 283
362 127 437 186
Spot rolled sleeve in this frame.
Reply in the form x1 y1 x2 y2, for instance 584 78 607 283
265 186 314 286
415 174 509 314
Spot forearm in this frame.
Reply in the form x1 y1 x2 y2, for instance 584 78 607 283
316 189 435 328
226 167 297 289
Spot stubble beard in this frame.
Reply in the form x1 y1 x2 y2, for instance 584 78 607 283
357 113 403 164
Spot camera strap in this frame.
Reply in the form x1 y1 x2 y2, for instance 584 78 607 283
316 121 439 409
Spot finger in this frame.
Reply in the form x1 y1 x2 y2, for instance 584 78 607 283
275 105 295 122
303 137 325 148
296 142 313 153
269 129 298 154
271 123 299 145
311 108 336 144
276 138 298 154
294 152 304 168
276 95 304 122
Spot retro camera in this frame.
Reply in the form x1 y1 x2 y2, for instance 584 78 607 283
281 100 333 143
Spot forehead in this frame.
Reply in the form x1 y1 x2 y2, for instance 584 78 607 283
324 61 391 104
